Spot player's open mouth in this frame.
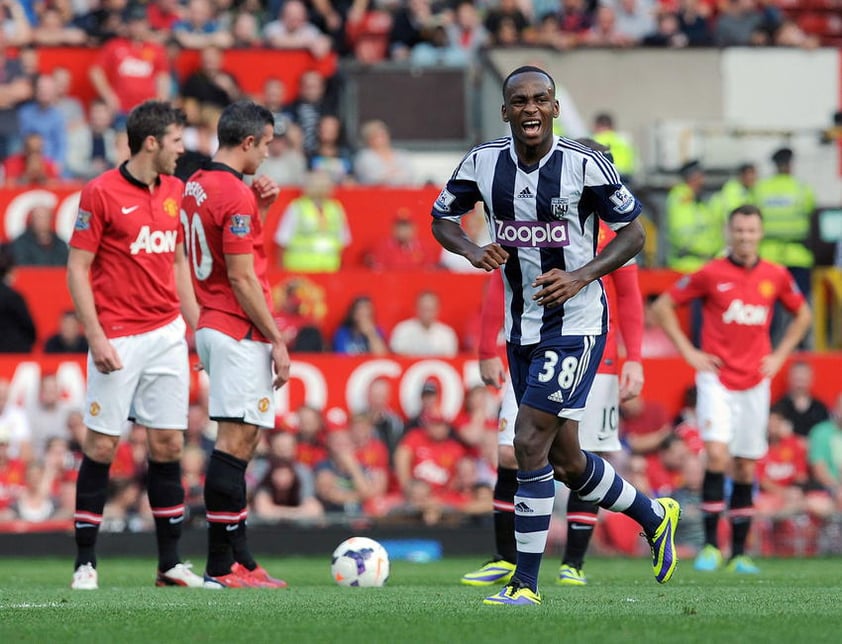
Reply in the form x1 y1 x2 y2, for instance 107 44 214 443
522 120 541 135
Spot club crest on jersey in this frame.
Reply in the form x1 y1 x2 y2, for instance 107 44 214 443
163 197 179 218
609 186 635 214
758 280 775 298
435 188 455 213
229 214 252 237
74 209 92 231
551 197 569 219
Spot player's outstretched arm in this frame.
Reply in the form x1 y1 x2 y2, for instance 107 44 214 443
225 252 290 388
431 218 508 271
67 247 123 374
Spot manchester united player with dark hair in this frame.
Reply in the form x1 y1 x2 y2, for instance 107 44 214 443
181 100 291 588
652 204 812 574
67 100 203 590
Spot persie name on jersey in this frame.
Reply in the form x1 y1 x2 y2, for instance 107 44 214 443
184 181 208 206
130 226 177 255
722 299 769 326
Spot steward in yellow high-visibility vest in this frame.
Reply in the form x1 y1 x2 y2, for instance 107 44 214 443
275 171 350 273
665 160 724 273
592 113 636 180
754 147 816 270
709 162 757 223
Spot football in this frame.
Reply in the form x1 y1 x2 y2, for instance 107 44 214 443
330 537 390 587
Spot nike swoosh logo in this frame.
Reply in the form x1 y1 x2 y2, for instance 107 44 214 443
121 206 139 215
570 524 593 530
75 522 96 529
225 524 239 532
169 516 184 524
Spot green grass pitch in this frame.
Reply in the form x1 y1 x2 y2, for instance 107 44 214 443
1 556 841 643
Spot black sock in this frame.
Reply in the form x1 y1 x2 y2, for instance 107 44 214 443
204 449 247 576
231 480 257 571
729 483 754 558
563 495 599 570
493 467 517 564
148 459 185 572
74 456 110 569
701 471 725 548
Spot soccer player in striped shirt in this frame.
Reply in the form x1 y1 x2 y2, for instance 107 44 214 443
431 66 680 606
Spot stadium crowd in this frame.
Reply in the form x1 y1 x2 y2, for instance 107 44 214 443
0 1 840 562
2 354 842 558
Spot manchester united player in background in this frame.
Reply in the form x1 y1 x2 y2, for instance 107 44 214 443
181 100 291 588
67 101 203 590
652 204 811 574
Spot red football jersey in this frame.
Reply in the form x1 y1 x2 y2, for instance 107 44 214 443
399 428 467 494
182 163 273 341
96 38 168 113
668 257 805 390
69 164 183 338
757 435 808 488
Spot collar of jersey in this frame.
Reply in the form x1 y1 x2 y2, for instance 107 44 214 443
206 161 243 180
120 161 161 189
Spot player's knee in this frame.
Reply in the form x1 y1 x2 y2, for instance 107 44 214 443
148 430 184 462
83 431 119 464
513 432 547 469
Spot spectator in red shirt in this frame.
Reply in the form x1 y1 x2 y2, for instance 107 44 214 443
3 132 61 186
148 0 185 37
0 425 26 520
366 209 436 271
89 5 171 120
394 411 467 506
756 405 833 519
293 405 329 468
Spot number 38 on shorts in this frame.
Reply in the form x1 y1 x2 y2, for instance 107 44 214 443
513 335 606 420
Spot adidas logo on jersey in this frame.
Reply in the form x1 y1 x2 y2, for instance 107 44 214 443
514 502 534 514
517 187 534 199
547 390 565 403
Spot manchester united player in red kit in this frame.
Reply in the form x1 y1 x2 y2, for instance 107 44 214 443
653 205 812 574
181 100 291 588
67 101 203 590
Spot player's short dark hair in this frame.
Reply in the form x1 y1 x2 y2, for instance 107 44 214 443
126 101 186 155
594 112 614 128
736 162 756 174
729 204 763 222
575 137 614 163
217 100 275 148
502 65 556 98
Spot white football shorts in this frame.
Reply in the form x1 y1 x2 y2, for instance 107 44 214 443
696 370 770 459
497 373 620 452
84 316 189 436
196 327 275 429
